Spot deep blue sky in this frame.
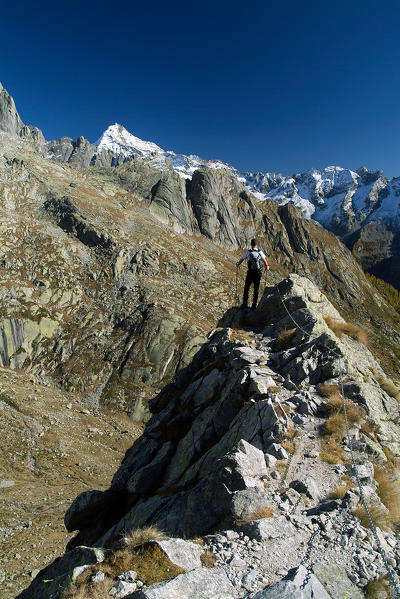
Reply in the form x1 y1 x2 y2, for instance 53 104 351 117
1 1 400 176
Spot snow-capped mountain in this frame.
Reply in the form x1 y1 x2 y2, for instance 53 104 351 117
243 165 400 235
96 123 233 179
96 123 163 156
95 123 400 237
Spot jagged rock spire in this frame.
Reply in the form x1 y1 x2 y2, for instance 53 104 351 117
0 81 24 137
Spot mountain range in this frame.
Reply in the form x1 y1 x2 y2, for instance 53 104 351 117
2 81 399 287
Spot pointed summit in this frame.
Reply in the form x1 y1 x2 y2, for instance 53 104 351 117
95 123 164 157
0 82 24 137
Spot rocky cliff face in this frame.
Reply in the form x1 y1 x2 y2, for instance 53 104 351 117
18 276 400 599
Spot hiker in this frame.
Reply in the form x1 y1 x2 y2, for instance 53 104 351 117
236 239 270 310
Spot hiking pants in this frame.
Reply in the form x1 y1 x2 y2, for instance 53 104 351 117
243 269 262 309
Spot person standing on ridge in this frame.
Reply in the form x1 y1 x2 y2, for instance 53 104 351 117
236 239 270 310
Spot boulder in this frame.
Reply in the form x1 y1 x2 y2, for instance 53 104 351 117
249 565 332 599
109 580 137 597
238 516 297 541
153 539 203 571
130 566 236 599
289 477 321 501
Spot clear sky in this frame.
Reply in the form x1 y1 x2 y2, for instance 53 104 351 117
1 0 400 177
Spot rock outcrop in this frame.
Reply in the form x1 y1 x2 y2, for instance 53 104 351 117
18 276 400 598
0 82 23 137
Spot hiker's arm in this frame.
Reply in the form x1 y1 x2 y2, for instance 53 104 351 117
263 257 270 270
236 258 244 267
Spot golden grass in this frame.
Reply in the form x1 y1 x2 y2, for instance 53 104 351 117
63 539 186 598
267 385 281 393
200 550 217 568
245 505 274 521
189 537 205 546
374 465 400 528
319 383 340 399
286 426 297 439
323 315 368 345
364 575 393 599
123 526 166 550
276 328 297 350
352 503 392 532
276 460 287 471
320 437 345 464
376 375 400 402
362 364 399 402
61 578 113 599
281 440 295 454
329 476 355 499
319 385 365 443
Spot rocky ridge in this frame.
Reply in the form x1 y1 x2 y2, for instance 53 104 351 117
18 276 400 599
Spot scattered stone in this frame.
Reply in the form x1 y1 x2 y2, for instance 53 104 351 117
118 570 137 582
109 580 137 597
92 571 105 583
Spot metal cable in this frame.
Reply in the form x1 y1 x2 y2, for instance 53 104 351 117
338 357 400 597
276 283 400 597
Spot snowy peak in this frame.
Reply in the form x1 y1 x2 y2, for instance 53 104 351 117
96 123 164 157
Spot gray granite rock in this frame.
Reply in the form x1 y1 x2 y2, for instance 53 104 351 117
153 539 203 571
248 565 332 599
238 516 297 541
130 566 236 599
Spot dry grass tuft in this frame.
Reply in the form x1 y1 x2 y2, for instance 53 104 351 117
323 315 368 345
276 328 297 350
245 505 274 521
352 503 392 532
63 538 186 598
61 578 113 599
319 437 345 464
200 550 217 568
124 526 166 550
281 440 295 454
319 383 340 399
276 460 287 471
374 465 400 528
267 385 281 393
364 575 393 599
286 426 297 440
319 385 364 444
329 476 355 499
189 537 205 546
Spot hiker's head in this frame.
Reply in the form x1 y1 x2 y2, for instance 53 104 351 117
251 238 258 248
